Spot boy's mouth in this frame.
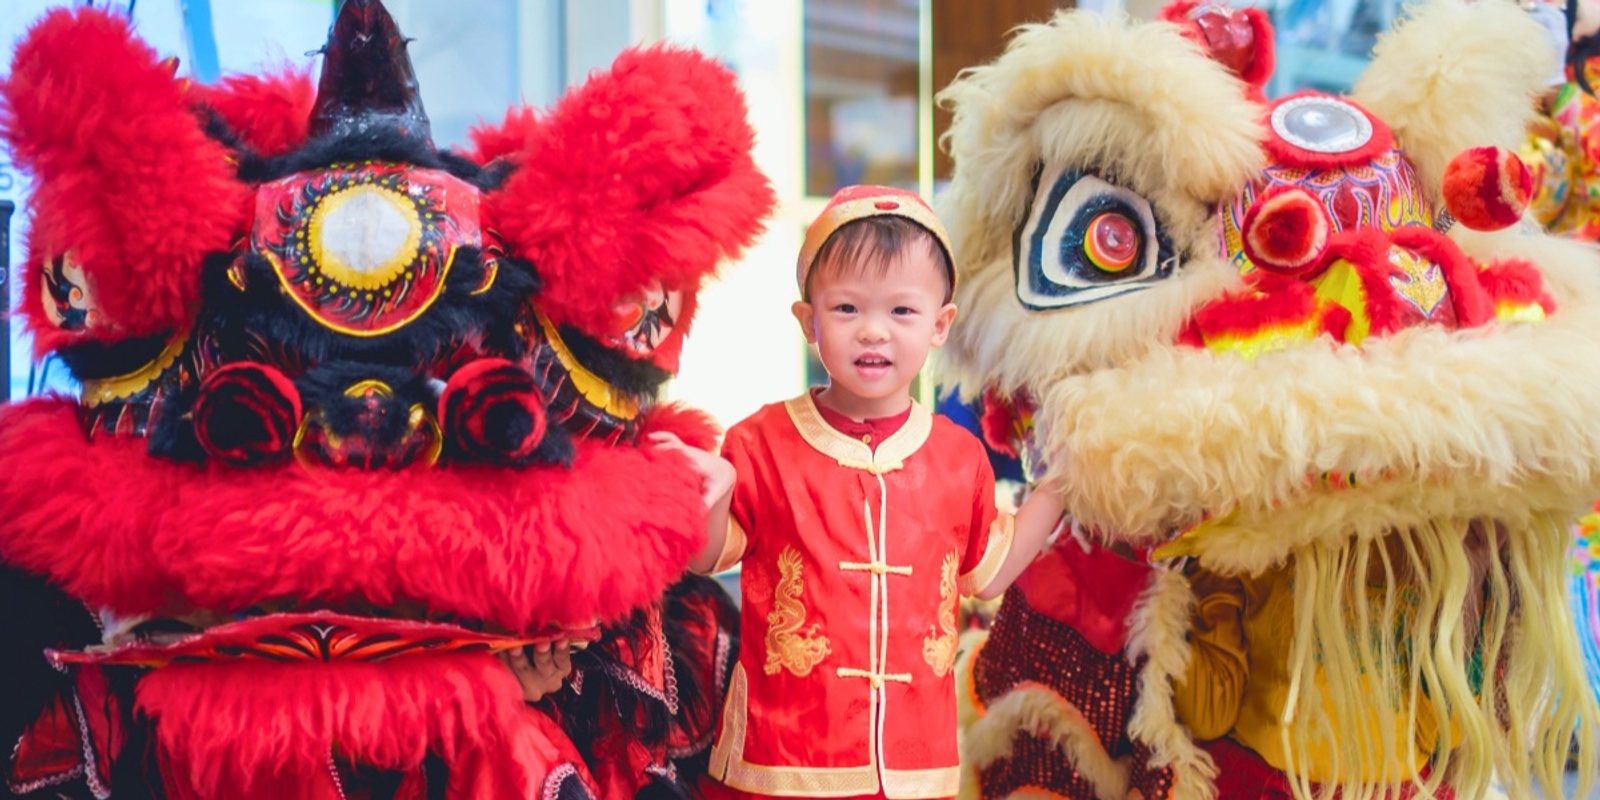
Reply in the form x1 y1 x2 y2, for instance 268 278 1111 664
855 354 892 372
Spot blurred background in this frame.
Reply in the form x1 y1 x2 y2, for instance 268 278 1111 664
0 0 1394 425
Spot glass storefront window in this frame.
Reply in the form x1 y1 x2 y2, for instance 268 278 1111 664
804 0 922 196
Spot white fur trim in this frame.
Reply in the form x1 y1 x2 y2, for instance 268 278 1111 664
962 683 1131 800
1124 568 1217 800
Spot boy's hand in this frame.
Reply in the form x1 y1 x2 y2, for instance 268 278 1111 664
500 641 573 703
648 431 735 506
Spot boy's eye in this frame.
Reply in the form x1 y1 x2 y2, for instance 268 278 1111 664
834 304 857 313
893 306 916 315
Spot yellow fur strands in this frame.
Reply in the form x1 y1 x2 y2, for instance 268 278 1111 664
1493 514 1598 799
1270 520 1598 800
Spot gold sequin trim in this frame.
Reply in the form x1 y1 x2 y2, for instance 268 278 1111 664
923 552 959 677
765 547 832 677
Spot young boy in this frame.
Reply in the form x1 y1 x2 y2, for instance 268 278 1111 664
652 185 1063 800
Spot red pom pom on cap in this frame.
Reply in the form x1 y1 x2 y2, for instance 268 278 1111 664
1442 146 1532 232
1240 185 1333 277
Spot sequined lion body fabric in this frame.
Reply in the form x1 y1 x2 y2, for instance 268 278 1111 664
939 1 1600 798
0 2 772 798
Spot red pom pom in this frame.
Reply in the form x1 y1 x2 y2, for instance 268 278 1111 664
1240 186 1332 276
979 389 1020 458
193 362 302 466
1157 0 1276 94
440 358 548 464
1441 146 1532 232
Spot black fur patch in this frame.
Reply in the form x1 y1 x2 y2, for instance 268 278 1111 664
298 362 427 440
436 150 515 192
55 332 174 382
202 247 537 377
556 325 673 400
0 566 101 761
196 105 260 165
239 125 441 183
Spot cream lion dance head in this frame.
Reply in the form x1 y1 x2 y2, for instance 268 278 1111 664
940 0 1600 797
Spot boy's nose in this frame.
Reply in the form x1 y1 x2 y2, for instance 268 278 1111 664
858 324 889 343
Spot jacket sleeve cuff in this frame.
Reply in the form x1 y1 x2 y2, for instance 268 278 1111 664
960 512 1014 596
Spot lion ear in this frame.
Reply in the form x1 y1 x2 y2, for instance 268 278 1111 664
190 69 317 160
1351 0 1552 201
2 7 248 353
481 45 776 336
467 105 541 166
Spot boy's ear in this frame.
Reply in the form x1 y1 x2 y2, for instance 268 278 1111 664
930 303 958 347
792 301 818 345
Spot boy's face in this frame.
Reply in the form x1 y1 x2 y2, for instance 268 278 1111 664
792 242 957 418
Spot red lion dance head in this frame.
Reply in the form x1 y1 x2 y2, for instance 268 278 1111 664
0 1 773 797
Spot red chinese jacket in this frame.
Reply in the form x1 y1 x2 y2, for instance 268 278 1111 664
705 393 1013 799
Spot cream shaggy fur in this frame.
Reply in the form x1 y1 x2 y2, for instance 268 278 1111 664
1351 0 1553 203
1039 246 1600 564
935 9 1262 399
1124 567 1216 800
961 683 1131 800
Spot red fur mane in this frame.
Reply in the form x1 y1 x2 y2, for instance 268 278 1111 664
1 8 247 353
483 45 776 344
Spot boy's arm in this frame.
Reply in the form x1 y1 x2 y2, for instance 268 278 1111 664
692 480 738 574
972 485 1063 601
647 431 743 574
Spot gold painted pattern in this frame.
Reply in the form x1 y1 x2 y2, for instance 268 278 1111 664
1386 250 1446 317
308 184 423 291
764 547 832 677
537 313 641 420
922 552 959 677
81 331 189 407
265 246 457 339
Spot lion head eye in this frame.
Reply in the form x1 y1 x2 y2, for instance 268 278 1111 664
1013 166 1175 310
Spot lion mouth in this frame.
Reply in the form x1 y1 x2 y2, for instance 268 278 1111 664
51 609 599 669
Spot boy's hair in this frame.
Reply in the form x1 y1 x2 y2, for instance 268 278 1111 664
804 216 955 304
795 184 957 303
